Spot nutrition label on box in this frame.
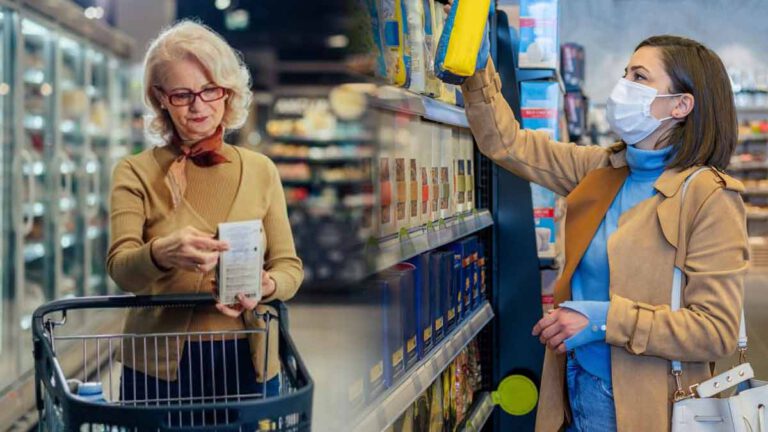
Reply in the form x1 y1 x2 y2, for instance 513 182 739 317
217 220 264 305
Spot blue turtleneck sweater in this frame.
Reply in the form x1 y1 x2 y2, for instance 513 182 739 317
561 144 673 385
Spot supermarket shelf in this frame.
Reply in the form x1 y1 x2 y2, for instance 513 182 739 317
372 86 470 128
270 155 371 163
353 302 494 432
282 179 369 187
737 106 768 115
516 68 566 93
24 242 45 262
460 392 494 432
269 134 372 144
748 211 768 221
370 210 493 276
739 134 768 142
728 162 768 171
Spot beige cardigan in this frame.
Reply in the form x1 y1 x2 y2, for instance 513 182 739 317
462 60 749 432
107 143 303 382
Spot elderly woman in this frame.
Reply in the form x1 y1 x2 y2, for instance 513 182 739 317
107 21 303 404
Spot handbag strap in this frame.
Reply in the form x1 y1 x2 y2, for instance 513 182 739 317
670 167 747 376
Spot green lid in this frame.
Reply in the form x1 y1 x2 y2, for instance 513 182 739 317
491 374 538 416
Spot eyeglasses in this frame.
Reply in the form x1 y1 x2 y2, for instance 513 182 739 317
155 86 227 107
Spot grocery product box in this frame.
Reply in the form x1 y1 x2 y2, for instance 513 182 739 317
565 92 587 140
561 43 585 91
380 267 409 387
439 125 454 219
394 113 412 229
462 129 475 212
518 0 559 70
418 121 432 226
408 252 433 359
430 123 441 222
383 262 419 371
365 279 388 403
382 0 409 86
378 111 397 237
453 127 467 214
449 247 462 327
429 251 446 343
520 80 560 256
405 0 426 94
423 0 442 98
476 239 486 304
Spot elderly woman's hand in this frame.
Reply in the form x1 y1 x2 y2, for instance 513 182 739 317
212 270 276 318
150 225 229 273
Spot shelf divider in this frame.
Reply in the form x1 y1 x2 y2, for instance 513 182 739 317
459 392 495 432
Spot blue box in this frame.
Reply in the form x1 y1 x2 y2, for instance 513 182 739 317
448 248 462 329
476 239 486 304
518 0 559 70
382 263 418 371
379 275 405 388
453 239 474 317
429 252 447 343
366 279 388 402
408 252 433 359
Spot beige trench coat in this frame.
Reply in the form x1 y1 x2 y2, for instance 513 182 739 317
461 60 749 431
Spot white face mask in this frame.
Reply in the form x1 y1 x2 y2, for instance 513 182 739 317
606 78 683 145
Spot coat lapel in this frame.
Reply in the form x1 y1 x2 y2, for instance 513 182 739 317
554 166 629 306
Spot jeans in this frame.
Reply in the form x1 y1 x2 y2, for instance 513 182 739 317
566 352 617 432
120 338 280 427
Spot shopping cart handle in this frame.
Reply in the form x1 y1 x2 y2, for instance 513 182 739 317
32 294 286 321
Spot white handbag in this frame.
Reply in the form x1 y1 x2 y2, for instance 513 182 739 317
671 168 768 432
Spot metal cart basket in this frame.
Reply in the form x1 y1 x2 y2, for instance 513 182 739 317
33 294 313 431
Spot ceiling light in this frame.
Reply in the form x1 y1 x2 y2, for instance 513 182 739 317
215 0 231 10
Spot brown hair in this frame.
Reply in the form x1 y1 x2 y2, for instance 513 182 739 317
635 35 736 170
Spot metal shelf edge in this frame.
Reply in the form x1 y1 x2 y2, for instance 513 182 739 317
371 210 494 275
460 392 494 432
372 86 470 128
352 302 495 432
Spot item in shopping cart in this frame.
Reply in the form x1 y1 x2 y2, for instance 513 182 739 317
408 252 433 359
519 0 559 69
434 0 492 84
405 0 426 93
75 382 107 404
217 220 264 305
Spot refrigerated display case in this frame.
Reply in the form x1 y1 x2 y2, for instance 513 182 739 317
1 2 134 427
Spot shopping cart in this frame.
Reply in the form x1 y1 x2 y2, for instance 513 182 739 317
33 294 313 431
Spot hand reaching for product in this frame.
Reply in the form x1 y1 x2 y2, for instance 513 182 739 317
150 225 229 273
532 308 589 354
211 270 276 318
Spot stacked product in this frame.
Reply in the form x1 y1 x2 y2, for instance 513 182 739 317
561 43 588 143
385 340 484 432
377 114 476 238
359 236 488 406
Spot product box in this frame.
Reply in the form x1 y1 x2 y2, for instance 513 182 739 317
381 274 405 388
453 237 477 316
382 0 408 86
429 251 447 343
477 239 487 303
407 119 420 226
394 113 412 229
520 80 560 256
452 127 466 214
378 111 397 237
439 125 454 219
382 263 418 371
438 249 457 332
430 123 441 223
418 120 433 226
365 0 388 80
449 246 462 327
518 0 559 70
564 92 587 140
561 43 585 92
365 279 389 403
462 129 475 212
408 252 433 359
405 0 426 93
432 3 457 105
422 0 442 98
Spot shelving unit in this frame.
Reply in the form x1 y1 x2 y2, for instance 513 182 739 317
352 302 494 432
461 392 495 432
